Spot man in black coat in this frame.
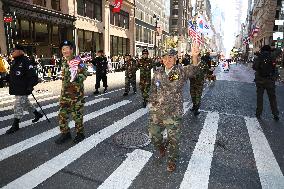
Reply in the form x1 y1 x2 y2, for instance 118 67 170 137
92 50 108 94
253 45 279 121
6 44 43 134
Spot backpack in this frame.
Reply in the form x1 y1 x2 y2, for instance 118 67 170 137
257 54 275 78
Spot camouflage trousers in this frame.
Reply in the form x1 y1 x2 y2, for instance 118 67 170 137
14 95 36 119
125 76 136 93
190 78 205 109
148 116 182 163
58 100 84 134
139 80 151 101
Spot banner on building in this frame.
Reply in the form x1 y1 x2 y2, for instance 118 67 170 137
112 0 123 13
275 20 284 26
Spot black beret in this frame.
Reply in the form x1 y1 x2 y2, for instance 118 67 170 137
60 40 74 49
142 49 149 54
124 53 131 57
14 44 25 51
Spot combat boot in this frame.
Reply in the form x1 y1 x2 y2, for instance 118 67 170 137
6 118 20 134
55 132 72 144
104 88 108 93
93 89 100 95
194 109 201 116
123 92 128 96
167 161 176 172
142 99 147 108
190 105 196 112
273 115 279 121
73 133 85 144
32 110 43 123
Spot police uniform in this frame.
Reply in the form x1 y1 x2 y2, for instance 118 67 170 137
122 54 138 95
253 45 279 121
148 49 198 172
92 53 108 94
6 44 43 134
55 41 88 144
190 57 209 115
138 49 154 107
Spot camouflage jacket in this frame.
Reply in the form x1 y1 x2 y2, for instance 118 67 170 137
194 60 210 80
121 59 138 78
60 57 87 103
138 58 153 81
149 64 198 118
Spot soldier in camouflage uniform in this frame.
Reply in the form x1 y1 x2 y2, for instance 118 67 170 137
148 44 200 172
138 49 154 107
190 53 210 116
121 54 138 96
55 40 88 145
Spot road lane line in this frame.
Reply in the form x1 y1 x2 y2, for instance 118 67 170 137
0 99 129 161
0 95 60 112
98 149 152 189
0 98 109 136
2 108 147 189
0 92 53 105
245 117 284 189
179 112 220 189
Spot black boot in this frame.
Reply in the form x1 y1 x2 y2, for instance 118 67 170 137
190 105 196 112
273 115 279 121
104 88 108 93
55 132 72 144
6 119 20 134
73 133 85 144
123 92 128 96
194 109 201 116
93 89 100 95
32 110 43 123
143 99 148 108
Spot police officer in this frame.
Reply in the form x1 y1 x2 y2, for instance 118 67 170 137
122 54 137 96
190 53 210 116
148 44 200 172
6 44 43 134
93 50 108 95
55 41 88 144
253 45 279 121
138 49 153 107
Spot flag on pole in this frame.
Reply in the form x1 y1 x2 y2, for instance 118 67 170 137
112 0 123 13
188 20 203 45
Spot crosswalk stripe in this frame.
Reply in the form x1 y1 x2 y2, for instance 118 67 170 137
2 108 147 189
98 149 152 189
0 99 129 161
179 112 220 189
244 117 284 189
0 102 60 122
0 98 108 136
0 95 60 112
0 92 53 106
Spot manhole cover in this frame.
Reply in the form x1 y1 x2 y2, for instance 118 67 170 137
113 131 151 148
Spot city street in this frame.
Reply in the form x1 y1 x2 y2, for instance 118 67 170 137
0 64 283 189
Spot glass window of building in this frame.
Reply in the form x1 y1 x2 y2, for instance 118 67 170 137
136 25 139 41
35 22 48 43
86 0 94 18
51 0 61 11
172 9 178 16
94 0 102 21
172 19 178 25
33 0 46 6
77 0 85 16
112 36 118 56
110 11 114 25
144 28 148 43
123 38 127 55
118 37 123 55
78 29 84 52
52 25 59 45
21 20 30 43
85 30 93 52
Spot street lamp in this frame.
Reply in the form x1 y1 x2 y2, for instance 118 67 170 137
153 14 159 57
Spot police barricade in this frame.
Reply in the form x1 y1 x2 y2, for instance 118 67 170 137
111 62 123 72
39 65 61 82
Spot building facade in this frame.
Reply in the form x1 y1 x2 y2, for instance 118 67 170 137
135 0 169 57
1 0 75 57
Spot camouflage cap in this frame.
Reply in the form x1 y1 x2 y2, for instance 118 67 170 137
163 49 177 56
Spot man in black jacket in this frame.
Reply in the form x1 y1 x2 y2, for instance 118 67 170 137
6 45 43 134
253 45 279 121
92 50 108 94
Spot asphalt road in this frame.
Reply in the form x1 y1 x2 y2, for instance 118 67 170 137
0 63 283 189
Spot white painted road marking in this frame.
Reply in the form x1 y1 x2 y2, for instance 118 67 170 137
0 92 53 105
2 108 147 189
98 149 152 189
0 98 108 136
0 95 60 112
0 99 129 161
179 112 220 189
245 117 284 189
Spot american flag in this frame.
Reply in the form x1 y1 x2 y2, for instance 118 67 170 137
68 58 81 68
249 25 260 39
188 21 203 45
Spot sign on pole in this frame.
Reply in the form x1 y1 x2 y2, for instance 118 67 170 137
273 32 283 40
275 20 284 25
